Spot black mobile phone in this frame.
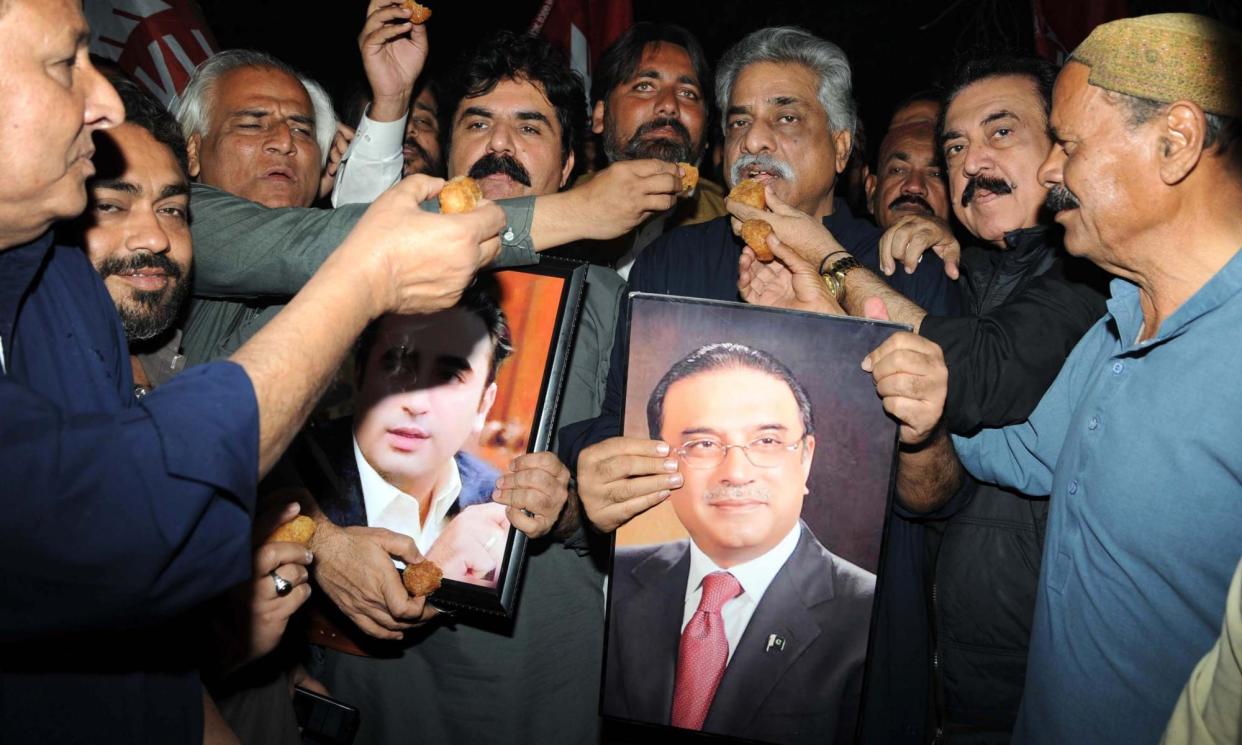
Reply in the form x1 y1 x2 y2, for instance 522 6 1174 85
292 685 361 745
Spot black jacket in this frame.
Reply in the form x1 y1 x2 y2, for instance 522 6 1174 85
920 227 1109 434
915 227 1107 744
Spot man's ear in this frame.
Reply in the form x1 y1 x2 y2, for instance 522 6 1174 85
560 149 576 190
800 434 816 494
475 381 499 433
186 132 202 179
591 100 606 136
1158 101 1208 185
834 129 854 174
864 172 878 214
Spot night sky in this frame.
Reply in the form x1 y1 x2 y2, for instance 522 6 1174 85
197 0 1237 164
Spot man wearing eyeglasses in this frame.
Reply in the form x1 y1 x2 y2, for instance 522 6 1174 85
603 343 875 745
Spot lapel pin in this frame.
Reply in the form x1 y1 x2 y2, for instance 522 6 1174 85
765 634 786 652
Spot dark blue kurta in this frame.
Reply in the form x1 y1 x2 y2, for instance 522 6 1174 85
0 232 260 743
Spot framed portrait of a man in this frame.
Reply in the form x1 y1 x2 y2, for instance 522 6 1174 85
602 294 905 745
296 262 585 624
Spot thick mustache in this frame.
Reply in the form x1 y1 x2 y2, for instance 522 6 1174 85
467 152 531 186
632 116 692 145
961 175 1013 207
730 152 795 185
1044 184 1081 212
97 251 183 282
889 194 935 213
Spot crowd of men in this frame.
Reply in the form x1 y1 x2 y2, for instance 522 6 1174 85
1 0 1240 743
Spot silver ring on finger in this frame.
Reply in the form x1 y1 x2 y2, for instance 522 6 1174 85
270 570 294 597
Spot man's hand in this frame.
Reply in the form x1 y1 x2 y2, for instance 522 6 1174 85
309 521 434 640
577 437 683 533
359 0 428 122
878 214 961 279
319 122 355 199
230 501 314 667
341 175 505 317
726 187 844 266
861 331 949 446
427 502 511 587
570 160 681 239
739 236 845 315
492 451 570 539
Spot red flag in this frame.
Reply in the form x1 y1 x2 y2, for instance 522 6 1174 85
86 0 218 106
1033 0 1128 63
530 0 632 95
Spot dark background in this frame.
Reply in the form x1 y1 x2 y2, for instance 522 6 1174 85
198 0 1239 167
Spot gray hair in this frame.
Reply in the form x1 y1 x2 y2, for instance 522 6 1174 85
716 27 857 144
172 49 334 166
1105 90 1240 168
647 342 815 441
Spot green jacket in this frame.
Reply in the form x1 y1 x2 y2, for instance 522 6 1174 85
182 183 539 366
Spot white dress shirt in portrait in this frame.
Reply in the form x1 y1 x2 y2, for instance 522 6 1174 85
681 522 803 663
353 435 463 556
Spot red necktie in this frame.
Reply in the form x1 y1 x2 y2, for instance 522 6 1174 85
671 571 743 730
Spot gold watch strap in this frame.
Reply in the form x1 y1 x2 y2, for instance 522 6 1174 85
821 255 861 301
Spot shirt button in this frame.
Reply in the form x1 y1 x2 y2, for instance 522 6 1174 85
1112 361 1125 374
1088 416 1099 430
503 228 515 242
1069 480 1079 495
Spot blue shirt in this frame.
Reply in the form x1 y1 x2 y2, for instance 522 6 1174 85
0 233 260 742
954 249 1242 745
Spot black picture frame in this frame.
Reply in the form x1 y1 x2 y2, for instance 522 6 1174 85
427 259 587 616
601 293 907 745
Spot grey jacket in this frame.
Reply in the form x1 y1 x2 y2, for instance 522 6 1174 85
181 183 539 366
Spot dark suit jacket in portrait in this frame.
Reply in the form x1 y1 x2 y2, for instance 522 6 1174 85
604 524 876 745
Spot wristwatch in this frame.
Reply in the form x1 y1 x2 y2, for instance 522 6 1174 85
821 254 861 302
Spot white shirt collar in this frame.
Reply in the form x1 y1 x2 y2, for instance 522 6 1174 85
352 434 463 555
685 522 803 607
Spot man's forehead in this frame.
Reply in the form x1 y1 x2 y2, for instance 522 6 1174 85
457 77 557 119
730 62 822 110
880 123 936 161
94 124 188 191
413 87 438 115
947 75 1044 128
631 42 698 83
374 309 489 356
1 0 88 52
891 100 940 128
664 367 800 420
736 60 817 91
217 66 312 112
1051 62 1092 112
